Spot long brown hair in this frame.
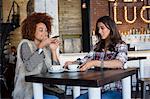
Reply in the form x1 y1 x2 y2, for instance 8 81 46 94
21 12 53 40
94 16 122 52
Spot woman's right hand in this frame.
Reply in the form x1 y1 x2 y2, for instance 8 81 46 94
48 38 60 51
38 38 58 48
63 61 75 69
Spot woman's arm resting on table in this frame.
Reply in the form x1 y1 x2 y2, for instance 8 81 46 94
80 59 123 71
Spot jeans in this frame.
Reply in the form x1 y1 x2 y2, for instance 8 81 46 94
76 91 122 99
33 94 59 99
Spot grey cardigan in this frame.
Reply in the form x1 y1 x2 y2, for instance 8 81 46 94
12 39 59 99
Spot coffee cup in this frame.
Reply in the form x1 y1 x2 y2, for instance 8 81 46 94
68 64 79 71
49 65 63 72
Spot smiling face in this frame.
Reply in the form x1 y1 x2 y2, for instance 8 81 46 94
34 22 48 42
97 22 110 39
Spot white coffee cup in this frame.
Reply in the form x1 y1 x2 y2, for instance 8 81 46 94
49 65 63 71
68 64 79 71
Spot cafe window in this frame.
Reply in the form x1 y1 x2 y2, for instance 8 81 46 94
61 34 82 53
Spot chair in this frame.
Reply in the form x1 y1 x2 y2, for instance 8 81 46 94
138 59 150 99
0 64 8 90
125 57 147 98
0 64 10 98
139 78 150 99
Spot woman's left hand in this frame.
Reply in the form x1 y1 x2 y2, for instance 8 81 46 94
49 38 60 51
80 60 99 71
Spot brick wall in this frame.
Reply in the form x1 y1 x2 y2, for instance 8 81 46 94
90 0 109 32
2 0 12 22
59 0 82 35
90 0 148 34
2 0 149 52
58 0 82 52
2 0 28 23
113 0 147 33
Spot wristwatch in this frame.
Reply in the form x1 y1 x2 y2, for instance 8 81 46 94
37 48 43 54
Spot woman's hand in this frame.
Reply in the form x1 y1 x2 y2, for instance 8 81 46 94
38 37 55 48
63 61 75 69
38 38 60 52
80 60 100 71
48 38 60 51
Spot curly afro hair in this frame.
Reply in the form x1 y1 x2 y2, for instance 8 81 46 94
21 12 53 40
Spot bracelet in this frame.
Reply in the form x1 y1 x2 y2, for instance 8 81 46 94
100 60 104 68
100 60 104 73
37 48 43 54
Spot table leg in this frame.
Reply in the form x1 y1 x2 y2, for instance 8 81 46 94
33 83 43 99
122 76 131 99
143 82 146 99
88 87 101 99
73 86 81 99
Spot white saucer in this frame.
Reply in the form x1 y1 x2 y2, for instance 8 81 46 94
48 69 64 73
65 69 80 72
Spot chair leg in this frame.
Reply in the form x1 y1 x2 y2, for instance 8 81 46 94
143 82 147 99
135 69 139 99
140 80 144 99
65 85 67 95
148 84 150 95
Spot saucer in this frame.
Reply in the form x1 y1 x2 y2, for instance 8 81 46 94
48 69 64 73
65 69 80 72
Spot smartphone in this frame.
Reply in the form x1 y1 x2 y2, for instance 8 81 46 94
52 36 59 38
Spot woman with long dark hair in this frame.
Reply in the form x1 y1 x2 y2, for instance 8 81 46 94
64 16 128 99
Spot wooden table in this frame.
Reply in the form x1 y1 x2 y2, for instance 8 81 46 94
25 68 137 99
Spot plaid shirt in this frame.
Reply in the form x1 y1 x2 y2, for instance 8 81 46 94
76 42 128 91
77 43 128 68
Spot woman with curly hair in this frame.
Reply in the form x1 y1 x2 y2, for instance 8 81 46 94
64 16 128 99
13 13 60 99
